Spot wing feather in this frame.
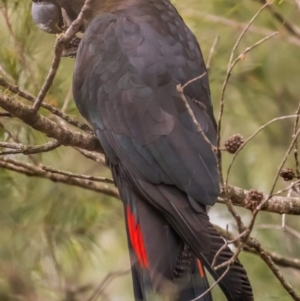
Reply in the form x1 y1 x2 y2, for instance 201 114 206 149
73 6 219 205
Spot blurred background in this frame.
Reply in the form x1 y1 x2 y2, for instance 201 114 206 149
0 0 299 300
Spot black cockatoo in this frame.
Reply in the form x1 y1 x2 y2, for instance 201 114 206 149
31 1 254 300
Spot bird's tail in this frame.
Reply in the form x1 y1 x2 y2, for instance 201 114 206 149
134 179 254 301
119 178 213 301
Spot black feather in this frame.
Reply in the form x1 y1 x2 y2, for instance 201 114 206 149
73 0 254 300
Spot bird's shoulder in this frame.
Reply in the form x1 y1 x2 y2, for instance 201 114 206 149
78 0 212 117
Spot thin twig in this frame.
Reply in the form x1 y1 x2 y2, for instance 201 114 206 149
226 115 299 187
213 245 243 271
216 2 274 233
42 165 114 184
264 127 300 203
178 72 207 92
189 11 300 48
244 128 300 250
2 152 300 215
249 237 300 301
0 120 39 164
256 224 300 241
190 266 230 301
86 270 130 301
218 30 278 184
214 225 300 270
217 0 274 181
211 229 248 269
32 0 94 113
0 7 38 90
0 140 60 155
256 0 300 39
282 186 293 230
61 86 72 113
218 185 300 215
206 36 220 70
292 102 300 177
177 76 217 152
74 147 106 165
0 76 93 134
0 91 101 152
273 180 300 197
0 157 119 199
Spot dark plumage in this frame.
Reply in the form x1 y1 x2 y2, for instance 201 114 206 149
32 1 254 300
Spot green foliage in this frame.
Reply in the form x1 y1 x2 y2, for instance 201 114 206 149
0 1 299 300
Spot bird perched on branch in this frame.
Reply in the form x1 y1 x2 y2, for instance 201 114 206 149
31 1 254 300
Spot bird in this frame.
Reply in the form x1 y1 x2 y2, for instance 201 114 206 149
31 1 254 300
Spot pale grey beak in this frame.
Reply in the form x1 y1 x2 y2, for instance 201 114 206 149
31 1 63 34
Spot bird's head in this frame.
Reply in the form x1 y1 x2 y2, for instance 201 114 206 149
31 0 132 34
31 0 86 34
31 0 65 34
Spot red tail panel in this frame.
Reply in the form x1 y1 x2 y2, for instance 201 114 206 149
197 259 205 278
126 206 149 268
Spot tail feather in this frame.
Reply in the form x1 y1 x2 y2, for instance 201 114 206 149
135 179 254 301
120 179 213 301
112 164 253 301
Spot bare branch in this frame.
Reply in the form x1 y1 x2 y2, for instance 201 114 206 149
32 0 94 112
177 76 217 153
190 11 300 48
245 127 300 240
0 157 119 199
87 270 130 301
61 86 72 113
226 115 299 186
190 265 230 301
206 35 220 70
0 76 93 134
257 224 300 241
293 102 300 177
42 165 114 184
217 1 275 181
256 0 300 39
178 72 207 92
215 2 276 233
2 152 300 215
0 92 102 152
218 28 277 184
211 229 248 270
219 185 300 215
249 238 300 301
0 140 60 155
74 147 106 165
214 225 300 270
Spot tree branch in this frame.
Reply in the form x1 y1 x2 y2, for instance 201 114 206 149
0 157 119 199
189 11 300 48
0 140 60 155
0 91 102 151
32 0 94 112
216 2 275 233
74 147 106 165
2 142 300 215
0 76 93 134
42 165 114 184
256 0 300 39
220 185 300 215
214 225 300 270
249 237 300 301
